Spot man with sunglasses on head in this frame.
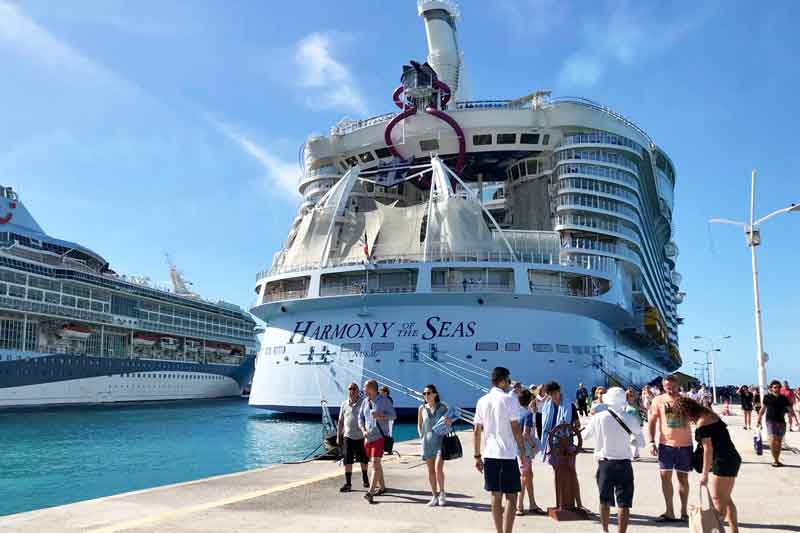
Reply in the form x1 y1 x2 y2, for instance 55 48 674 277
757 379 799 467
337 382 369 492
474 367 527 533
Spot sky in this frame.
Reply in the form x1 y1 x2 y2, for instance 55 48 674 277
1 0 799 386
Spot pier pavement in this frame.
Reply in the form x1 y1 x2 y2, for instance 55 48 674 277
3 406 799 532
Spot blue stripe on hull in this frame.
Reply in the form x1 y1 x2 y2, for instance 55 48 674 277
0 354 255 389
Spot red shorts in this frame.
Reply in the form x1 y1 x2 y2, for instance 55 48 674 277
364 438 385 458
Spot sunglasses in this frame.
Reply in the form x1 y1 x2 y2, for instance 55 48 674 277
348 387 358 391
423 391 433 395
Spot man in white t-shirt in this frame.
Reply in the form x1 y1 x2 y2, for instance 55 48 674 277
474 367 527 533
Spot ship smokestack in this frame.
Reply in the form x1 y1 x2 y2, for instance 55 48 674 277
418 0 461 104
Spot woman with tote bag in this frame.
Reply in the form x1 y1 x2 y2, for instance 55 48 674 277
674 397 741 533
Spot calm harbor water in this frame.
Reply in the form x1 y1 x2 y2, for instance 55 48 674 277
0 398 417 517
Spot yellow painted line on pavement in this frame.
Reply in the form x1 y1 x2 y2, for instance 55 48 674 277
89 468 341 533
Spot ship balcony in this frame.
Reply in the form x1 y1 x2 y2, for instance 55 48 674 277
431 282 513 293
556 133 643 158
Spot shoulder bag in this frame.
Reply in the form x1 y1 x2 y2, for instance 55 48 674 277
371 400 394 454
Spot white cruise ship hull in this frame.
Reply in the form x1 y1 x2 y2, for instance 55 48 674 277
249 298 668 416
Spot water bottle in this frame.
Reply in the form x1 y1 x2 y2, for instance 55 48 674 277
754 430 763 456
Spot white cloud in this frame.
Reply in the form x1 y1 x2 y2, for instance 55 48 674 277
559 54 604 88
552 1 717 88
295 32 367 115
0 0 117 87
211 119 300 201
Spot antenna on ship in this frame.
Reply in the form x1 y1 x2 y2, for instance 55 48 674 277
165 253 198 297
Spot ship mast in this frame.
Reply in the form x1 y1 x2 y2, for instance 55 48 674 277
165 253 198 297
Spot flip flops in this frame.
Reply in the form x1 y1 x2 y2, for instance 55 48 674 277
654 514 679 523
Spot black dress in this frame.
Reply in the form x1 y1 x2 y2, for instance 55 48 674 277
695 420 741 477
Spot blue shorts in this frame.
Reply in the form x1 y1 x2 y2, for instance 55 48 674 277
596 459 634 508
766 421 787 438
483 458 521 494
658 444 692 473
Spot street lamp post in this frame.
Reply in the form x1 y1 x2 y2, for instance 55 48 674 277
710 170 799 401
693 335 731 405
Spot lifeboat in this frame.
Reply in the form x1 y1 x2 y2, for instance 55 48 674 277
60 324 92 340
160 337 179 350
133 333 159 347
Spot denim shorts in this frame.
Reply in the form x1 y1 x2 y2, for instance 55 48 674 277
658 444 693 473
766 421 787 438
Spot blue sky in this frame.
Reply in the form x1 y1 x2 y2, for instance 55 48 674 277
1 0 798 385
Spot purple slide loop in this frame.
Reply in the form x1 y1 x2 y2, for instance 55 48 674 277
424 107 465 174
384 105 417 160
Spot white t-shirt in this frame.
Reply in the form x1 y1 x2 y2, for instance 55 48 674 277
474 387 519 460
583 406 645 461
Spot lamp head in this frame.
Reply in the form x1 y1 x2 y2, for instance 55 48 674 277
789 203 800 213
692 349 701 352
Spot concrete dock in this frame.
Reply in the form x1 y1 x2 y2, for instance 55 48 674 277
3 408 799 532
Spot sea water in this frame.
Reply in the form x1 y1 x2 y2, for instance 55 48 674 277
0 398 417 516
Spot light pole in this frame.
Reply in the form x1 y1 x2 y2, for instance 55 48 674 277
693 335 731 405
710 169 799 401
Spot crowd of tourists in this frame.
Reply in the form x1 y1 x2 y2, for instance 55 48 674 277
334 372 798 533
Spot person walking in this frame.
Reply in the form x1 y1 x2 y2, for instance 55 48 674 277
647 374 692 523
640 386 654 422
780 381 797 431
532 384 546 440
673 396 742 533
576 382 590 417
591 386 607 414
624 389 643 460
336 382 369 492
583 387 645 533
794 387 800 430
738 385 754 430
756 379 799 467
515 389 545 516
359 379 397 503
473 367 527 533
418 384 450 507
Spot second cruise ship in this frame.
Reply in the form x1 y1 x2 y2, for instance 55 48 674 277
249 0 684 415
0 186 258 408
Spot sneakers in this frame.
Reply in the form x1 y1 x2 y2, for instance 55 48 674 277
427 494 439 507
339 484 352 493
364 492 375 504
363 480 370 488
438 493 447 506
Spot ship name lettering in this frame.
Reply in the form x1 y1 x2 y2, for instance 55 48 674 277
422 316 477 340
288 320 397 343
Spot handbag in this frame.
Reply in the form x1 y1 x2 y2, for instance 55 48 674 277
688 486 725 533
692 443 704 474
441 432 463 461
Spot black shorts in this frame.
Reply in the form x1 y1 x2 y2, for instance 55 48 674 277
342 437 368 465
596 459 634 508
712 451 742 477
483 458 521 494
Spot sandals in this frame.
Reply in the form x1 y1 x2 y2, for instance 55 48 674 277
530 506 547 516
516 509 525 516
772 461 784 468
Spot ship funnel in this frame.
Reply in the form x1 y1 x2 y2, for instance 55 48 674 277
418 0 461 104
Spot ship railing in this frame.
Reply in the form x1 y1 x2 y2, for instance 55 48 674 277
431 282 513 293
319 284 416 297
258 251 616 280
330 112 397 136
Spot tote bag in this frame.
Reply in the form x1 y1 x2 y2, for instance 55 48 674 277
688 486 725 533
441 432 463 461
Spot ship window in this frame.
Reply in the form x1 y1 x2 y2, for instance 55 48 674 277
358 151 375 163
341 342 360 353
511 165 520 181
505 343 520 352
375 147 392 159
472 134 493 146
556 344 571 354
533 343 554 352
273 346 285 354
345 156 359 167
542 134 550 145
475 342 498 351
8 285 24 298
497 133 517 144
419 139 440 151
372 342 394 352
526 160 539 175
520 133 540 144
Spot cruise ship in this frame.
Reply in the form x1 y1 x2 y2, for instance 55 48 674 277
0 186 258 408
249 0 684 416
